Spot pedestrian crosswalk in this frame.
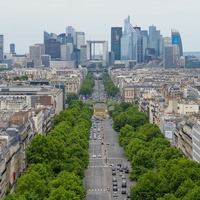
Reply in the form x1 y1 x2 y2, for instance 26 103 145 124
91 157 121 160
87 188 127 192
88 189 106 192
88 165 108 168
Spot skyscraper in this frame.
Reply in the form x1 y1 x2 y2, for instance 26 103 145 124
76 32 85 49
45 39 61 59
58 33 66 45
0 35 3 62
66 26 75 44
171 29 183 56
111 27 122 60
164 45 173 68
29 45 42 67
121 16 138 61
149 25 160 56
44 31 50 44
10 43 15 54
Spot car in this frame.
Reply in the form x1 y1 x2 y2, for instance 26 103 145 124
125 169 129 173
110 163 115 167
119 167 123 172
122 174 126 179
92 154 96 158
101 142 104 145
127 193 130 198
106 142 109 145
112 171 116 175
113 191 118 197
112 177 117 182
119 172 123 176
121 188 126 194
113 182 117 186
113 186 118 191
122 181 127 188
98 154 101 158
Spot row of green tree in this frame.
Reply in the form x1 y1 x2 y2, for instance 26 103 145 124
79 73 94 96
13 75 28 81
102 73 119 97
112 102 200 200
5 100 93 200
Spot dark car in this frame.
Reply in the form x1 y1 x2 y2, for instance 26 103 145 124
113 186 118 191
113 182 117 186
122 181 127 188
121 188 126 194
112 171 116 175
125 169 129 173
119 167 123 172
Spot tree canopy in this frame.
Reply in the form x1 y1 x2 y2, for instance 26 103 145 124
112 102 200 200
5 100 93 200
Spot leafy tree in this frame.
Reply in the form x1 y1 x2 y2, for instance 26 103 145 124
49 171 86 200
183 186 200 200
66 93 79 104
131 171 168 200
46 187 79 200
157 193 180 200
21 75 28 80
16 171 48 200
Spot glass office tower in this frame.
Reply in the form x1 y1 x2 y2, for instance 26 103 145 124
171 29 183 56
111 27 122 60
0 35 3 62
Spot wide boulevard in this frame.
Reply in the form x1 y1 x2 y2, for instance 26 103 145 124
83 104 136 200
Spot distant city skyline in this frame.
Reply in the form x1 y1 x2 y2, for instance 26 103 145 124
0 0 199 54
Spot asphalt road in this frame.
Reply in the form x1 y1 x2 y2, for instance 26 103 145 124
84 108 136 200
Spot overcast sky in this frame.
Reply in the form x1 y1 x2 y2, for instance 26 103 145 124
1 0 199 54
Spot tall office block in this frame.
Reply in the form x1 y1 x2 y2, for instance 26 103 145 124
61 45 68 61
111 27 122 60
76 32 85 49
164 37 172 46
10 43 15 54
80 45 87 65
41 55 51 68
66 26 75 44
121 32 138 61
121 16 138 61
35 43 45 55
45 39 61 59
44 31 50 44
58 33 66 45
0 35 3 62
159 35 164 57
149 25 160 56
66 43 73 61
171 29 183 57
29 45 42 67
164 45 173 68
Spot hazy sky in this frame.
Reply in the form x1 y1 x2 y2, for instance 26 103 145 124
1 0 199 54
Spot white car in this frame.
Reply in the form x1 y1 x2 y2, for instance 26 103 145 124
92 154 97 158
